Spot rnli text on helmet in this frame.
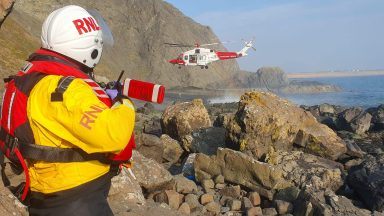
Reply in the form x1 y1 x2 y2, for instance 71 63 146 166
72 17 101 35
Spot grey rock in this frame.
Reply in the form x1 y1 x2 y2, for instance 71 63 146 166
131 151 174 193
319 103 336 115
242 197 253 210
228 199 242 211
274 186 300 203
143 117 162 137
219 185 241 199
181 127 225 155
347 154 384 212
185 194 200 211
161 134 184 164
174 175 197 194
136 133 164 163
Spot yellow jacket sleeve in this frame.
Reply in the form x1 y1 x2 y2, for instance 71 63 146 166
28 75 135 154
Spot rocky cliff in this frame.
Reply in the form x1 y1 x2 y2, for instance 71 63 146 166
0 0 241 88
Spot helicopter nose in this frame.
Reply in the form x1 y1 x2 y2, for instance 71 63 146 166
169 59 178 64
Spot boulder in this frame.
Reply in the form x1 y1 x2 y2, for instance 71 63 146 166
143 117 162 137
131 150 174 193
181 127 225 155
347 153 384 211
136 133 164 163
336 108 372 134
274 200 293 214
350 112 372 134
161 99 211 141
225 91 346 160
0 0 14 28
174 175 197 194
161 134 184 164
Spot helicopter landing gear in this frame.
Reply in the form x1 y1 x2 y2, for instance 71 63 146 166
205 66 209 69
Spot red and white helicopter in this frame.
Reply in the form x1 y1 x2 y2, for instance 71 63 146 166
166 40 256 69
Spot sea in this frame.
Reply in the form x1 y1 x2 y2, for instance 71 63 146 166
208 75 384 108
285 75 384 108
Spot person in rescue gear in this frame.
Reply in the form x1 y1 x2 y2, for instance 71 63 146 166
0 5 135 216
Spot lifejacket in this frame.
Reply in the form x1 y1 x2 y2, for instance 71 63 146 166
0 48 135 203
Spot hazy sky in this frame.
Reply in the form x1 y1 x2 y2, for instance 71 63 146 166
165 0 384 73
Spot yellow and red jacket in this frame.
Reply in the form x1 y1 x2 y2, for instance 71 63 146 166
0 49 135 195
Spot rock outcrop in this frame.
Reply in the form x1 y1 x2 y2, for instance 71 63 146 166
161 99 211 141
336 107 372 134
225 91 347 160
181 127 225 155
240 67 289 89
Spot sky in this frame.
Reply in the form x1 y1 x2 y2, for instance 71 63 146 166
165 0 384 73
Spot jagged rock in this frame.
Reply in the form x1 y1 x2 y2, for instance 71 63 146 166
294 187 371 216
136 133 164 163
161 99 211 141
371 105 384 130
131 150 174 193
266 150 344 191
109 167 145 214
181 127 225 155
274 186 300 203
225 91 346 160
174 175 197 194
161 134 184 164
182 153 196 178
337 108 372 134
351 112 372 134
143 117 162 137
345 140 365 158
0 0 14 28
347 153 384 211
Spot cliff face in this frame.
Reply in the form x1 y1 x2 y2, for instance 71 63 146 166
0 0 241 88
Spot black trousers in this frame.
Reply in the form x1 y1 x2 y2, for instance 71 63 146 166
28 171 114 216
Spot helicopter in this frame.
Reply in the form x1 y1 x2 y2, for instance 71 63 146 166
165 40 256 69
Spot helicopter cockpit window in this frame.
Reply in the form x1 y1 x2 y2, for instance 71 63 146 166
195 49 200 54
189 55 197 63
210 50 214 52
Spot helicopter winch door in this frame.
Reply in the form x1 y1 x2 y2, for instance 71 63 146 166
197 55 207 65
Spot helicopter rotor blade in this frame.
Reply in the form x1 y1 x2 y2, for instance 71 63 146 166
164 42 194 47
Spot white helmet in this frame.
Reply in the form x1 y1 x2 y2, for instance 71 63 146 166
41 5 106 68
